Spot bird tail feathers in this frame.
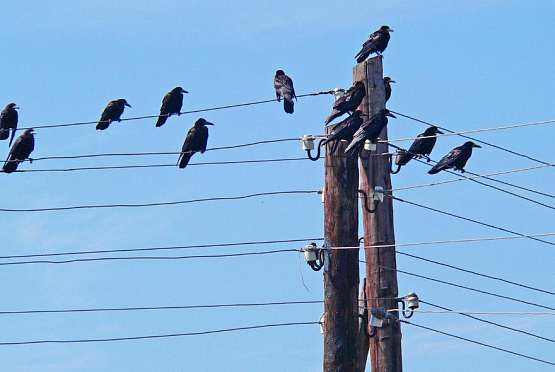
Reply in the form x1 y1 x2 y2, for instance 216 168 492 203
2 157 18 174
283 98 294 114
156 115 168 127
178 152 193 169
0 130 8 141
96 121 110 130
325 110 341 125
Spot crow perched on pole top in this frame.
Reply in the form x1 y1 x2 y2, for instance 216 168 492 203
355 25 394 63
324 81 366 124
0 103 19 146
96 99 132 130
2 128 35 174
345 109 396 156
178 118 214 169
156 87 188 127
384 77 396 103
274 70 297 114
395 126 444 166
428 141 481 174
320 110 363 155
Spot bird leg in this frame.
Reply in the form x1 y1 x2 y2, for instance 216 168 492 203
28 158 33 164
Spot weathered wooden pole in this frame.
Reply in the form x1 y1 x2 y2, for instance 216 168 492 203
323 119 360 371
354 56 403 372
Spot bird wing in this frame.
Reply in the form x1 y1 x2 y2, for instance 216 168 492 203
355 31 381 58
4 134 22 165
160 92 173 114
0 108 7 129
406 135 425 156
181 127 197 153
274 75 295 98
100 101 116 122
436 147 463 168
333 87 354 109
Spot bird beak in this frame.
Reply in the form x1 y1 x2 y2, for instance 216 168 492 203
182 89 189 94
436 130 444 134
387 113 396 118
125 103 132 108
473 143 482 148
205 122 214 126
30 130 36 135
388 28 394 32
390 80 396 83
14 106 20 109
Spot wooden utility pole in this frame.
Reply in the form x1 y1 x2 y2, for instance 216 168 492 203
355 56 403 371
323 124 360 371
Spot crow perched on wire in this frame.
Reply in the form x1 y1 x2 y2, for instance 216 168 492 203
320 110 363 155
274 70 297 114
428 141 481 174
345 109 396 155
178 118 214 169
325 81 366 124
384 77 396 103
355 25 394 63
2 128 35 174
0 103 19 146
156 87 188 127
396 126 444 166
96 99 132 130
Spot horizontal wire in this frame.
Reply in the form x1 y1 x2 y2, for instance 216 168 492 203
383 118 555 144
28 138 301 162
8 158 311 173
389 195 555 248
0 237 324 260
0 190 321 213
390 110 555 168
0 249 300 267
390 163 554 192
396 307 555 317
417 301 555 344
359 260 555 311
400 319 555 367
19 90 335 131
396 251 555 297
0 321 320 346
0 300 324 316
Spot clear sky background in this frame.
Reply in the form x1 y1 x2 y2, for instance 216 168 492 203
1 0 555 371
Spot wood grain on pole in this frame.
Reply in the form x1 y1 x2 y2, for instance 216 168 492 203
323 122 360 372
354 56 403 372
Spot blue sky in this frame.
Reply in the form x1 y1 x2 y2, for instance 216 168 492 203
1 0 555 371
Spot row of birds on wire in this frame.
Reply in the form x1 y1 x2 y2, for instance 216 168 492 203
0 24 479 175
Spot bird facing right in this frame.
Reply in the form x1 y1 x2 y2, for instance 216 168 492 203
428 141 481 174
2 128 35 174
0 103 19 146
384 77 396 103
96 99 132 130
355 25 394 63
156 87 188 127
178 118 214 169
396 126 444 166
274 70 297 114
324 81 366 124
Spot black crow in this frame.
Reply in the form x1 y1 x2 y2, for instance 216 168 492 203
274 70 297 114
384 77 396 103
96 99 132 130
428 141 481 174
396 126 444 166
344 109 396 155
355 25 394 63
320 110 363 155
156 87 188 127
2 128 35 174
325 81 366 124
0 103 19 146
178 118 214 169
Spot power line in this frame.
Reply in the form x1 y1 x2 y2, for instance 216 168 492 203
0 237 324 260
417 300 555 344
359 260 555 311
0 190 321 213
0 300 324 316
389 195 555 248
19 90 335 131
396 251 555 297
0 249 300 267
390 110 555 168
400 319 555 367
0 321 321 346
384 118 555 144
8 158 311 173
397 308 555 316
27 138 301 162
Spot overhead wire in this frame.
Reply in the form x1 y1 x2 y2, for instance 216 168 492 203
400 319 555 367
359 260 555 311
19 90 336 131
0 190 321 213
0 321 321 346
